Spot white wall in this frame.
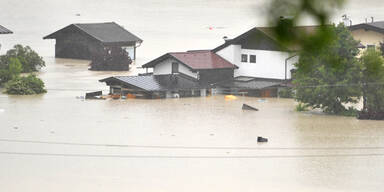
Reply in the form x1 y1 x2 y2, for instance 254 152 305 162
216 44 241 65
153 58 198 79
217 46 298 79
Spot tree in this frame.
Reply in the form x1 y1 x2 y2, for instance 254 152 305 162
2 44 45 72
8 58 23 79
360 49 384 113
5 74 47 95
0 57 23 85
293 24 362 115
379 42 384 57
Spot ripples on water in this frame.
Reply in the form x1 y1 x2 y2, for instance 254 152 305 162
1 0 384 191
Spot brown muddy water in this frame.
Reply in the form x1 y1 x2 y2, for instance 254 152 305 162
1 0 384 191
0 58 384 192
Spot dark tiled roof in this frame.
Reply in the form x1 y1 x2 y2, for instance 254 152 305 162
212 25 323 52
44 22 142 45
99 74 204 92
0 25 12 34
142 50 236 70
350 21 384 33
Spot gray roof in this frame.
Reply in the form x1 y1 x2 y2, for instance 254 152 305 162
44 22 142 45
0 25 12 34
350 21 384 33
99 74 203 92
220 76 285 90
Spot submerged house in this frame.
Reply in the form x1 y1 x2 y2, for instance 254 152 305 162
43 22 142 71
100 50 237 98
211 26 304 96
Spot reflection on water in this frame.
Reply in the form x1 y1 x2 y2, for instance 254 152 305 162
0 59 384 192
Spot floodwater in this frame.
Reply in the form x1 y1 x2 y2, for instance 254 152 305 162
1 0 384 192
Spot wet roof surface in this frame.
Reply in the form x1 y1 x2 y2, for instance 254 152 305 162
100 74 203 91
0 25 12 34
44 22 142 44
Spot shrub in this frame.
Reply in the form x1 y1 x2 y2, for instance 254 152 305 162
295 103 308 112
278 88 294 98
5 74 46 95
1 45 45 72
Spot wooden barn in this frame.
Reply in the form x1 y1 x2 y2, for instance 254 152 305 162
43 22 143 71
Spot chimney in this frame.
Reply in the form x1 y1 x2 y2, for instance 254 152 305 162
223 36 231 42
371 17 374 23
365 18 368 23
342 14 352 26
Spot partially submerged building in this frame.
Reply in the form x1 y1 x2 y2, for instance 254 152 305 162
100 50 237 98
43 22 142 71
99 74 204 99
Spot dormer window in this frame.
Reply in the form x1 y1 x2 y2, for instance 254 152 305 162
241 54 248 62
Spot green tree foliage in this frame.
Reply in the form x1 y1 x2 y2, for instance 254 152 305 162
5 74 47 95
0 57 23 85
0 44 45 72
360 49 384 112
379 42 384 57
267 0 345 54
293 24 362 114
8 58 23 79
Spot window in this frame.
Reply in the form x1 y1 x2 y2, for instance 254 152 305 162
241 54 248 62
367 45 376 49
250 55 256 63
172 62 179 73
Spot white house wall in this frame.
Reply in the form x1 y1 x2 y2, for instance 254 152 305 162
217 46 298 79
153 58 198 79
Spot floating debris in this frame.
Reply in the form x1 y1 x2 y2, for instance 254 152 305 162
225 95 237 100
242 104 258 111
257 136 268 143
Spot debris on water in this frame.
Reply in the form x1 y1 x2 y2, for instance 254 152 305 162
13 126 18 130
242 104 259 111
257 99 267 103
76 96 85 100
85 91 103 100
225 95 237 100
257 136 268 143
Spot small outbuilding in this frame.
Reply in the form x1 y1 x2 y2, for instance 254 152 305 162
43 22 143 71
99 74 205 99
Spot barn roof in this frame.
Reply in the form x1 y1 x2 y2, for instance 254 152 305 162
43 22 142 46
142 50 237 70
0 25 12 34
349 21 384 34
99 74 203 92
